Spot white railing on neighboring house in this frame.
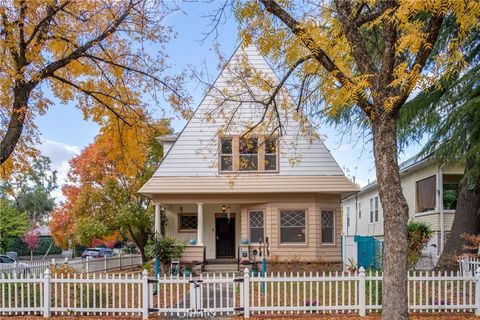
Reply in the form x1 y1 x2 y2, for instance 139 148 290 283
0 254 142 277
0 267 479 318
459 256 480 276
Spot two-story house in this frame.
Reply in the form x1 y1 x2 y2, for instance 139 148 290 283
342 156 463 266
139 45 357 265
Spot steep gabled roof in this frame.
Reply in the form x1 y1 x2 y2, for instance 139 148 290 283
139 44 358 197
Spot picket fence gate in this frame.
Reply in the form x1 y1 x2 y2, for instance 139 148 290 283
1 267 480 318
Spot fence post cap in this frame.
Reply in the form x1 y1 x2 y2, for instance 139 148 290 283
51 258 56 264
64 257 68 263
358 266 366 273
142 269 148 277
44 268 51 276
244 267 250 274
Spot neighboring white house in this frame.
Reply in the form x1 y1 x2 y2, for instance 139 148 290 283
139 44 358 265
342 156 464 266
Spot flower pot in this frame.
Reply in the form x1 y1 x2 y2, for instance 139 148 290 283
184 270 192 277
241 239 249 245
188 239 197 245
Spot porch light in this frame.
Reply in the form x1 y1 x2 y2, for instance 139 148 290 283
222 204 226 213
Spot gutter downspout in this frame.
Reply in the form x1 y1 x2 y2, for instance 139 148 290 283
437 164 445 254
355 194 358 235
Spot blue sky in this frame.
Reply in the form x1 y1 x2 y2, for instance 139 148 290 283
35 1 421 197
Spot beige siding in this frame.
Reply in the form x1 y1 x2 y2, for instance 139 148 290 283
181 246 204 263
166 193 342 263
141 175 357 196
342 161 463 248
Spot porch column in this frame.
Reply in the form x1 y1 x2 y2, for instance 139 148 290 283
197 203 204 245
154 204 161 236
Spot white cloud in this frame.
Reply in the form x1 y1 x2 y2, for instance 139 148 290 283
37 139 81 201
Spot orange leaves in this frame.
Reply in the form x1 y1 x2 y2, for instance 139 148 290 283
0 0 189 169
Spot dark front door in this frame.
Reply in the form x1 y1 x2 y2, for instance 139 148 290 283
215 217 235 258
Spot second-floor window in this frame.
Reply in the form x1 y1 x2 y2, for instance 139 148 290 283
264 138 277 171
221 138 233 171
219 136 278 172
369 197 379 223
239 137 258 171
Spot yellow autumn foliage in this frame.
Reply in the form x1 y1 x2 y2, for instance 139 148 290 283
235 0 480 116
0 0 188 175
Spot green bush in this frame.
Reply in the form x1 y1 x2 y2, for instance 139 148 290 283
407 222 433 269
5 236 62 256
146 236 185 275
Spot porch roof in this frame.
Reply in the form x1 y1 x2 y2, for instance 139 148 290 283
139 175 358 199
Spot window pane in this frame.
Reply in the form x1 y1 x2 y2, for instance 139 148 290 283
239 137 258 154
249 210 264 243
221 155 233 171
250 228 264 243
239 155 258 171
416 175 436 212
249 210 264 227
221 138 232 154
280 210 306 243
265 139 276 154
321 211 334 243
179 215 197 230
443 183 458 210
264 154 276 171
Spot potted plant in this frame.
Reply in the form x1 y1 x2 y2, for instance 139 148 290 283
183 264 193 277
240 258 250 265
347 258 357 273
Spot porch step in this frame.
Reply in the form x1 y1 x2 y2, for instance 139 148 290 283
205 259 237 265
203 263 240 273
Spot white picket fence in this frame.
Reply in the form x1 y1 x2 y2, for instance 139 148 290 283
0 267 479 318
0 254 142 277
459 256 480 276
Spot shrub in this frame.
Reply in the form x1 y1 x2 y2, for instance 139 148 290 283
146 236 185 275
407 222 433 269
5 236 62 256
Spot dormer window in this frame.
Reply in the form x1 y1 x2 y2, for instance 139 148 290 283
219 135 278 172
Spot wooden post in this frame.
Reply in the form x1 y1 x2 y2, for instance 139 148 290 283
142 269 149 319
85 256 90 273
104 255 107 272
43 269 51 318
358 267 366 317
244 267 250 318
475 267 480 316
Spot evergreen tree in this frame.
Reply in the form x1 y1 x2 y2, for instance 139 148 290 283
399 29 480 269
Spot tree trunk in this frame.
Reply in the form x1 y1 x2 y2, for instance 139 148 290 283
435 158 480 270
138 245 147 264
0 84 31 165
372 115 409 320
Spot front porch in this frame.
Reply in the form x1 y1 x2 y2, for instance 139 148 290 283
154 202 243 263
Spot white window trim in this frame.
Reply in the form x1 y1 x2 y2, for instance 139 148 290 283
320 209 336 245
